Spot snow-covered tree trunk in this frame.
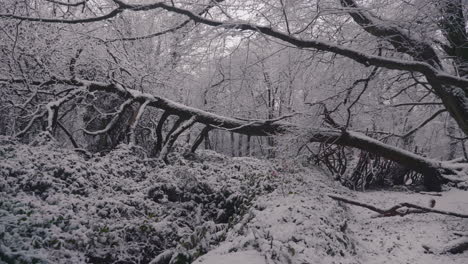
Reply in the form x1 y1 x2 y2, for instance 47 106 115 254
41 78 467 191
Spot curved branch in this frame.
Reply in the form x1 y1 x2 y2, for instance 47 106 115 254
57 121 80 148
0 7 125 24
160 115 197 160
153 111 170 155
82 98 134 135
106 0 225 42
402 109 447 139
164 117 185 144
128 100 150 145
45 0 89 7
392 102 443 107
15 107 47 138
340 0 442 67
45 88 84 133
191 125 213 153
2 2 468 88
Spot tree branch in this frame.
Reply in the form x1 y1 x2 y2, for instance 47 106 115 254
402 109 447 139
191 125 213 153
340 0 442 67
45 88 84 133
160 115 197 160
82 98 134 135
2 2 468 88
44 0 88 7
328 194 468 218
128 100 150 145
392 102 443 107
57 121 79 148
153 111 170 155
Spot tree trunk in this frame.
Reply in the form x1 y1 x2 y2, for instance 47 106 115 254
230 132 235 157
151 111 170 156
247 135 251 156
238 134 243 156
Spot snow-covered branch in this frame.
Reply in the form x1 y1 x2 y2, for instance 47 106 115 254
82 98 134 136
128 100 150 145
45 88 85 133
2 2 468 89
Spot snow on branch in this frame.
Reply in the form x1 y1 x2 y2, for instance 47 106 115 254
15 106 47 138
82 98 134 136
9 76 468 190
128 100 150 145
2 2 468 89
73 78 294 136
45 88 85 133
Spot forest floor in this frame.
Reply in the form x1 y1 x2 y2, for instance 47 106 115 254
197 180 468 264
1 135 468 264
349 188 468 264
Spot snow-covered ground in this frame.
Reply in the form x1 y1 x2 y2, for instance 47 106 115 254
195 166 357 264
195 174 468 264
349 189 468 264
1 135 467 263
196 188 468 264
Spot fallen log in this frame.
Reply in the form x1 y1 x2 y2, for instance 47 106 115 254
6 76 468 190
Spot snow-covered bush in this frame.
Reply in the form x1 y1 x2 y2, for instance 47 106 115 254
0 136 279 263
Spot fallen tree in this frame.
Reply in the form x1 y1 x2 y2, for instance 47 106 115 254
3 0 468 191
5 76 468 191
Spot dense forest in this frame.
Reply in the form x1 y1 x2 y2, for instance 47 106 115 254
1 0 468 263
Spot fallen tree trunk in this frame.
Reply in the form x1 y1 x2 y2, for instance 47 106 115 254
12 77 468 191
